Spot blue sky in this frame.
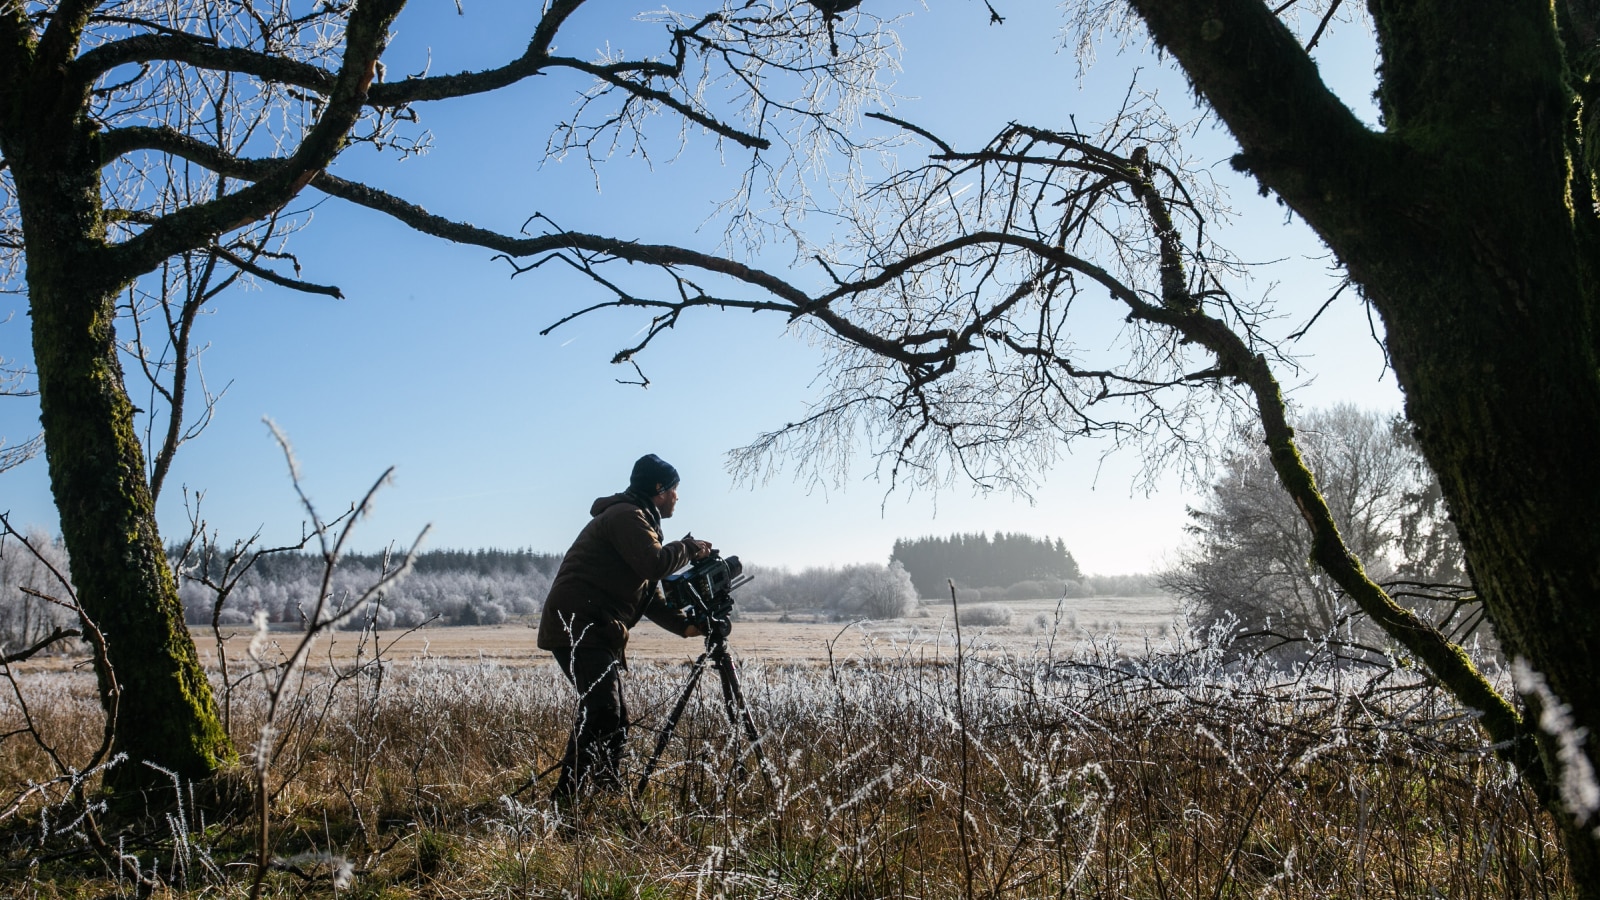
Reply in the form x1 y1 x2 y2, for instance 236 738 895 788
0 1 1397 574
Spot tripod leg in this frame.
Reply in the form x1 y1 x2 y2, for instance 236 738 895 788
637 651 710 796
712 643 774 792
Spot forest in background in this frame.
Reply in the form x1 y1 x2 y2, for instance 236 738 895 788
893 532 1080 596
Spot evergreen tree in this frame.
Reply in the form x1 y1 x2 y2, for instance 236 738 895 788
891 532 1080 597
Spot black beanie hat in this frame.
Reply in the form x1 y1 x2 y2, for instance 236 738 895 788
629 453 680 495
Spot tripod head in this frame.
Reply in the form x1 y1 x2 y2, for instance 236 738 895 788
661 551 750 644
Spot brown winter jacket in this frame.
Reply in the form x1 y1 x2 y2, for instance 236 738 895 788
536 491 695 652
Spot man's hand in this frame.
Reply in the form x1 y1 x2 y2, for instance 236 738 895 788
682 619 729 640
682 535 714 560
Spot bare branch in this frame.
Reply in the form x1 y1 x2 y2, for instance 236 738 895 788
211 245 343 298
0 626 82 666
73 33 330 93
548 55 770 150
102 0 410 284
866 111 954 155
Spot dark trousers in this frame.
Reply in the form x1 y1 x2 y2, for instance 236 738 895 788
551 646 628 798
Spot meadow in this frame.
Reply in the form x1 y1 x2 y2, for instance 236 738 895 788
187 595 1184 667
0 597 1568 898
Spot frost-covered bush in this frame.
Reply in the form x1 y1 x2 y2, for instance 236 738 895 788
958 603 1014 626
1005 578 1068 600
216 607 253 626
837 561 919 619
744 562 919 618
173 548 557 628
740 594 777 612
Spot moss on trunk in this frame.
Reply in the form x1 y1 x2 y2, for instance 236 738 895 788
7 78 231 791
28 261 231 792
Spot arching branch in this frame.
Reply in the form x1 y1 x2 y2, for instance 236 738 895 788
72 34 333 92
101 0 408 283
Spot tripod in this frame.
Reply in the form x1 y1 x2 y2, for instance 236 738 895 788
637 626 771 795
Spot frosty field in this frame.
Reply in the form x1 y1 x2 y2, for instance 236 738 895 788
4 591 1568 898
190 595 1185 668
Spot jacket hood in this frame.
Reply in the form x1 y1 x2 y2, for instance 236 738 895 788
590 489 659 518
590 493 636 517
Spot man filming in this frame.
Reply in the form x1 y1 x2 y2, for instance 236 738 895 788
537 453 714 799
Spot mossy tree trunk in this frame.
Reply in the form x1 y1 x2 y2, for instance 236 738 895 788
27 261 232 791
1127 0 1600 890
1 18 230 789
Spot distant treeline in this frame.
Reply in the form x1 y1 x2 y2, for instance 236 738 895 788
173 547 562 629
3 535 1156 648
891 532 1083 598
242 547 564 581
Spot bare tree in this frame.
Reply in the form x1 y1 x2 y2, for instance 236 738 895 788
1162 405 1475 658
838 560 918 618
0 0 898 790
1074 2 1600 888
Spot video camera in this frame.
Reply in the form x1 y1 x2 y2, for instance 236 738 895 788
662 551 749 639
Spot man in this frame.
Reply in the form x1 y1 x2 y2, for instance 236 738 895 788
537 453 714 799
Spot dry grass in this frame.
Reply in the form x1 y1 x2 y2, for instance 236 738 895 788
0 618 1569 899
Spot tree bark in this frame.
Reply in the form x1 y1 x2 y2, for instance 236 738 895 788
1127 0 1600 890
2 13 230 791
28 263 231 793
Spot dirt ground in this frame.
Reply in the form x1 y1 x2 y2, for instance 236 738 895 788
191 595 1183 668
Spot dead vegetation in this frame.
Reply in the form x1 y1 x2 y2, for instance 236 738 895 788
0 618 1566 898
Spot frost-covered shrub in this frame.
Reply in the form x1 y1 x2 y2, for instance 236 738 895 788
837 561 919 619
173 549 556 628
959 603 1014 626
1005 578 1067 600
740 594 777 612
216 607 253 626
743 562 920 618
385 597 429 628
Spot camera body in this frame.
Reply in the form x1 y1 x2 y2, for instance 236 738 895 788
662 551 748 637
